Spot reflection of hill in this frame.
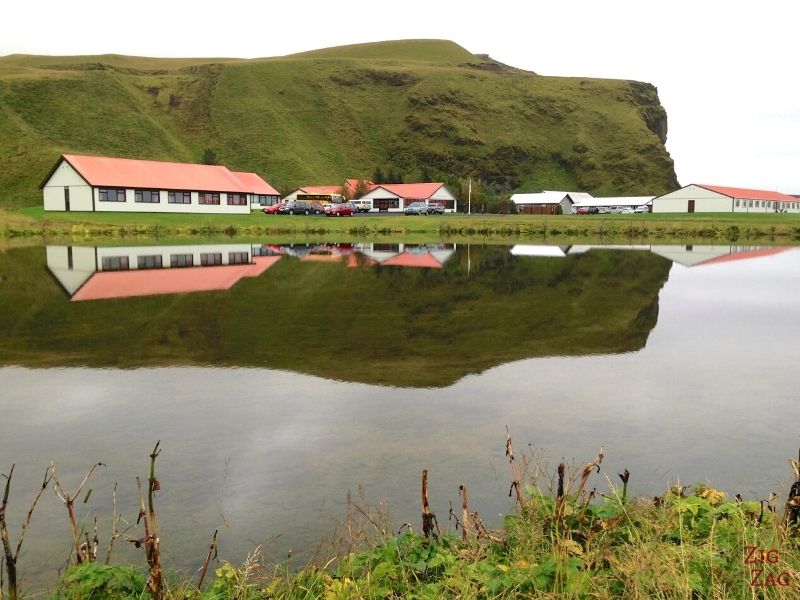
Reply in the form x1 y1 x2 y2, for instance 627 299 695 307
0 246 671 388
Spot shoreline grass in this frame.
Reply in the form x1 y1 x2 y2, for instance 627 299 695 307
3 208 800 245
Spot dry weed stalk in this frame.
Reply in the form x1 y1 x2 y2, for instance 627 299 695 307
783 449 800 528
420 470 440 539
130 442 164 599
505 427 526 508
459 484 470 542
196 529 218 591
340 485 391 555
50 460 104 564
1 465 52 600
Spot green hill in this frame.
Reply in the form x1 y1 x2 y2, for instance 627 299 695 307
0 40 678 209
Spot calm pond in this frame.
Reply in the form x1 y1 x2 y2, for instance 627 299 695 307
1 241 799 584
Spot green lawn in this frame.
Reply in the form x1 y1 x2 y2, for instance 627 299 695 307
4 207 800 244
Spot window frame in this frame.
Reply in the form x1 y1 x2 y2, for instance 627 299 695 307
134 189 161 204
98 188 126 202
198 192 220 205
168 190 192 204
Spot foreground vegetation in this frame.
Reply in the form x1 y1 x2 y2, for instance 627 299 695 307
3 208 800 244
5 441 800 599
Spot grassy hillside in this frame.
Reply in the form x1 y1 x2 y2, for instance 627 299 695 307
0 40 678 208
0 245 670 387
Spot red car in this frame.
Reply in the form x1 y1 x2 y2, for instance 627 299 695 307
262 203 284 214
325 203 355 217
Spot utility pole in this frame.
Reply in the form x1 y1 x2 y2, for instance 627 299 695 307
468 178 472 215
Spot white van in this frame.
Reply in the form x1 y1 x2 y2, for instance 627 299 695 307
351 199 373 213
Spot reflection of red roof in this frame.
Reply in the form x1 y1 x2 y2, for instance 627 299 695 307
697 185 796 203
71 256 280 301
697 247 790 267
55 154 250 193
232 172 280 195
372 183 445 199
347 254 377 268
381 252 443 268
300 254 342 262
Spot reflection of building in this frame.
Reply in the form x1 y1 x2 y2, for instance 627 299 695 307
355 243 456 268
652 184 800 214
511 244 790 268
47 244 280 301
42 154 279 214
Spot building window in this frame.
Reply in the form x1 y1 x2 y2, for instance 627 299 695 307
168 191 191 204
137 255 163 269
253 195 279 206
201 252 222 266
748 200 753 207
198 192 220 205
99 188 125 202
135 189 160 203
228 252 249 264
735 200 740 208
170 254 194 268
227 193 247 206
101 256 129 271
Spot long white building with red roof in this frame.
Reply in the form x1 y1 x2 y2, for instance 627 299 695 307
652 184 800 213
41 154 280 214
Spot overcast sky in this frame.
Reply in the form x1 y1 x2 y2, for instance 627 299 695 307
3 0 799 192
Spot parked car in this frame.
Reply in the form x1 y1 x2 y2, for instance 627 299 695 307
427 203 445 215
351 199 373 213
325 203 355 217
574 207 598 215
634 205 650 213
262 203 284 214
404 202 428 215
278 201 325 215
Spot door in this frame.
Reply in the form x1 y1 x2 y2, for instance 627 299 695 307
687 199 695 213
375 199 390 212
64 187 70 211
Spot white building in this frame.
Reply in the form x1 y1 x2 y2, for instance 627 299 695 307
42 154 279 214
652 184 800 214
357 183 457 213
510 191 592 215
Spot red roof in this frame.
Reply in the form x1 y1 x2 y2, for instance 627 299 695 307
52 155 279 194
697 247 790 267
370 183 445 200
71 256 280 301
232 172 280 196
299 185 343 195
696 184 796 203
381 252 444 269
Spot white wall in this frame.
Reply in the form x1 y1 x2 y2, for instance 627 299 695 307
45 245 97 293
652 185 732 213
429 186 457 212
42 161 93 211
93 190 251 214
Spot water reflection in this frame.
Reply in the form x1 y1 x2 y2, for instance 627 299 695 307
0 242 677 387
1 242 798 587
